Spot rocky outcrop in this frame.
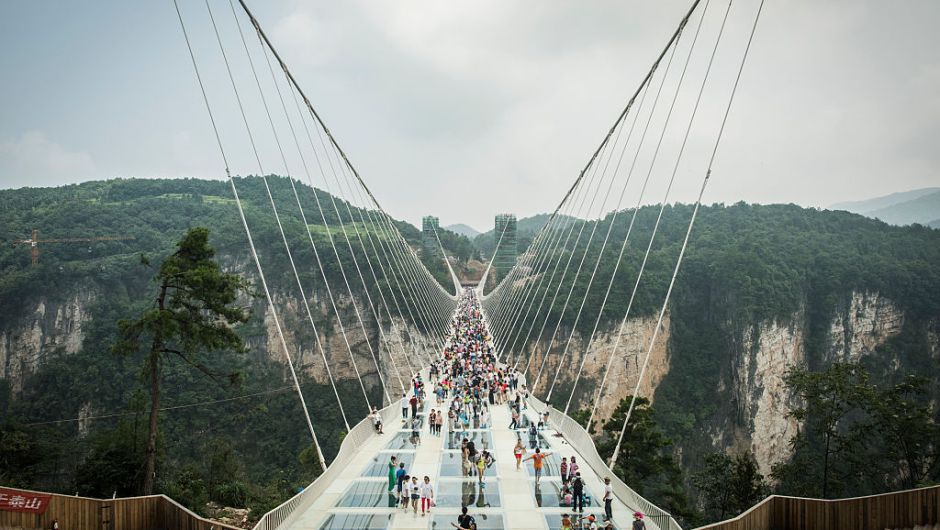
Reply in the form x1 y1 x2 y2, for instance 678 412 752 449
0 291 94 392
522 312 671 422
730 291 905 475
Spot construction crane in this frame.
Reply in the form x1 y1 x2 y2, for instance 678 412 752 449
12 229 135 266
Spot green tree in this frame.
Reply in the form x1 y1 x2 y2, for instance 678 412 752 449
75 420 148 497
595 397 698 525
868 375 940 489
692 451 768 522
113 228 251 495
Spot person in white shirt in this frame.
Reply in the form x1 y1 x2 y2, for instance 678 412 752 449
420 476 435 516
603 477 613 521
401 394 410 421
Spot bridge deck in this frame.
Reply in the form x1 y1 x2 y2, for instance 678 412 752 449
285 384 652 530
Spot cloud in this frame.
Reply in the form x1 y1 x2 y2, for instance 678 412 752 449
0 131 97 188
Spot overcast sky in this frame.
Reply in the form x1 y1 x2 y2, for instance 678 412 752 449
1 1 938 230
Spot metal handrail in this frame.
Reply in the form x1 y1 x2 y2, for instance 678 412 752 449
526 393 682 530
251 399 401 530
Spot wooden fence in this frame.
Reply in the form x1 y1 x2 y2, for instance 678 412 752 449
0 487 242 530
695 485 940 530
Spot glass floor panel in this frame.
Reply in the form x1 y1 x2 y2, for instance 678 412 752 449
532 479 598 508
439 451 467 477
517 431 555 450
386 431 421 450
336 480 399 508
436 479 501 508
431 513 504 529
318 513 393 530
544 513 617 530
361 453 412 478
444 430 494 450
521 452 566 476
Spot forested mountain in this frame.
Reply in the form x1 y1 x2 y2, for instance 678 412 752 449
1 178 938 525
480 201 940 523
0 177 457 518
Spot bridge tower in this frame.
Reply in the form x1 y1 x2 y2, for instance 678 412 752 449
493 213 517 281
421 215 441 258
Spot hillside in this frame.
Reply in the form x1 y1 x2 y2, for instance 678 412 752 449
481 202 940 510
0 177 453 518
830 187 940 226
1 180 938 523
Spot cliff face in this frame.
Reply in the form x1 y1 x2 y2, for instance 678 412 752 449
0 278 436 403
520 291 918 476
524 313 670 422
0 291 94 392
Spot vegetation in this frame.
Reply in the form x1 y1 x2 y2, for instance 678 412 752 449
112 228 252 494
2 179 939 524
0 177 458 521
692 451 768 522
772 363 940 498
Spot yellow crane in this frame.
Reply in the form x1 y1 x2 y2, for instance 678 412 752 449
12 229 135 266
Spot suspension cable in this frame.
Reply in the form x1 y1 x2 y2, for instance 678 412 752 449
172 0 325 470
609 0 764 468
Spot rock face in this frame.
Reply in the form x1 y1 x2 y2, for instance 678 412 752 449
519 291 915 476
0 291 93 392
0 280 928 478
522 312 671 422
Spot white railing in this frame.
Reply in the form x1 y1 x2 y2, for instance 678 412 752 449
252 398 401 530
526 393 682 530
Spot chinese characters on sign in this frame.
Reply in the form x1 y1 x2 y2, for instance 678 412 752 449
0 487 51 514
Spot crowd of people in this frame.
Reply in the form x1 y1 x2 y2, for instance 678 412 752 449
374 289 643 529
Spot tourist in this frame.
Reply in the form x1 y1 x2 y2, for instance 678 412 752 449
603 477 613 521
435 407 444 435
633 512 646 530
513 438 526 470
396 462 407 498
400 393 409 420
524 447 551 484
569 456 579 479
410 476 421 513
528 423 539 449
387 456 397 493
372 407 383 434
572 472 585 514
561 513 572 530
400 474 410 508
579 514 599 530
560 456 569 483
420 476 434 516
451 506 475 530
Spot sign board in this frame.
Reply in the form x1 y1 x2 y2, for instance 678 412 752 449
0 487 51 514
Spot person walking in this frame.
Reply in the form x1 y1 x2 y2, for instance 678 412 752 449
632 512 647 530
435 408 444 435
524 448 552 484
513 439 526 470
560 456 569 483
420 476 435 516
396 462 407 499
387 456 397 493
572 472 585 514
401 393 409 421
603 477 613 521
451 506 475 530
410 476 421 514
410 393 419 418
